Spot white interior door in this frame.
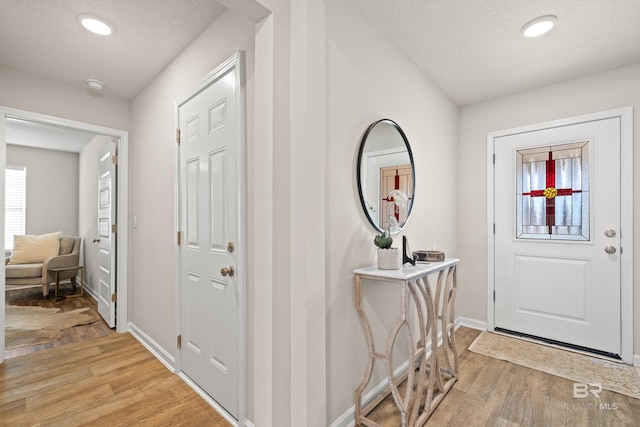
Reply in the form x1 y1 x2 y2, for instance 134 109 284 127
97 140 117 328
178 61 241 418
493 117 621 357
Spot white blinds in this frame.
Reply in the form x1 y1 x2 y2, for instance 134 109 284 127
5 166 26 251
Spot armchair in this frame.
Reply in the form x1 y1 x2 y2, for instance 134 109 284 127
5 234 82 298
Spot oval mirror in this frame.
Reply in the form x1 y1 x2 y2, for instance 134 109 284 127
357 119 415 235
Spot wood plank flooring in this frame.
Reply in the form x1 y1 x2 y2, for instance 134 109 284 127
3 286 230 426
0 327 230 426
4 286 639 426
5 285 114 359
366 327 640 426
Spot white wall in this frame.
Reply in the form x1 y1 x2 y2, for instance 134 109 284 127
458 62 640 353
0 67 131 132
325 0 458 422
6 144 78 236
129 4 256 417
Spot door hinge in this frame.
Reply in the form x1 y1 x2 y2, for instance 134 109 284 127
112 155 118 165
493 290 496 302
111 293 117 303
176 128 181 145
177 334 182 350
493 153 495 164
112 224 118 234
493 223 496 234
177 231 181 245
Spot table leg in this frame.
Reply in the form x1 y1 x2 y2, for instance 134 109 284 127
55 271 60 299
384 283 414 426
354 275 375 426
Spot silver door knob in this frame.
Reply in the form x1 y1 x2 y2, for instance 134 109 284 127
605 246 617 254
221 266 235 277
604 229 616 237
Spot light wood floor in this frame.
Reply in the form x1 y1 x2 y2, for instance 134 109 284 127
5 285 114 359
1 325 230 426
4 288 639 426
3 285 229 426
366 327 640 426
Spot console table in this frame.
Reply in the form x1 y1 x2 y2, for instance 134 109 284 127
354 259 459 426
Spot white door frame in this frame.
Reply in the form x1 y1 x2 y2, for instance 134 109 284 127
174 51 246 426
486 106 633 364
0 106 129 361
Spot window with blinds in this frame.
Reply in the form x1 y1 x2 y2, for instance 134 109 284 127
5 166 26 251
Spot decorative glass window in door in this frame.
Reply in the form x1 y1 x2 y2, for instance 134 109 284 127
379 164 412 233
516 141 590 240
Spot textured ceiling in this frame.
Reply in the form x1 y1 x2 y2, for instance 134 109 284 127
0 0 226 101
1 0 639 112
352 0 640 106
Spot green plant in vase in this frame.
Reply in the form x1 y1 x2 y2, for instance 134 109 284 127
374 231 393 249
374 231 400 270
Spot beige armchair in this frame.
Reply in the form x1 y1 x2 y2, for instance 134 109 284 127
5 235 82 298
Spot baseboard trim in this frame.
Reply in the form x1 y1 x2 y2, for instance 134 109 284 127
329 317 466 427
457 316 487 331
634 354 640 367
81 281 98 302
128 322 176 373
329 359 411 427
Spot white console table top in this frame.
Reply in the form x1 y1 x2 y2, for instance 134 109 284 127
354 258 459 281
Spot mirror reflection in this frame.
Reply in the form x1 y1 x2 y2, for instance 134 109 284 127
357 119 415 234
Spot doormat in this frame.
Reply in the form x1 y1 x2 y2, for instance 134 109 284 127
5 304 98 349
469 331 640 399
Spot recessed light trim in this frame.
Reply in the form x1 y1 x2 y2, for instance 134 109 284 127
79 14 113 36
86 79 106 91
521 15 557 38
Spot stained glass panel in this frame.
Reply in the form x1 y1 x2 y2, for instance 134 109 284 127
516 141 590 240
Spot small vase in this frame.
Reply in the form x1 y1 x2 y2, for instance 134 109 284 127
377 247 401 270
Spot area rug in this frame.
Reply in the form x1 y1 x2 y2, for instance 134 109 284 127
5 304 99 349
469 331 640 399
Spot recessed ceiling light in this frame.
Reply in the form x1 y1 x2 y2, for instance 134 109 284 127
521 15 557 38
86 79 106 91
79 14 113 36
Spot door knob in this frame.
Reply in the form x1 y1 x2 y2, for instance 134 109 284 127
220 266 235 277
92 238 101 243
604 229 616 237
227 241 235 252
604 246 617 254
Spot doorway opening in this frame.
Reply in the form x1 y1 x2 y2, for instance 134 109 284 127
0 106 129 361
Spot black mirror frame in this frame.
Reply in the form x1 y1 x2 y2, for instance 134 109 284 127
356 119 416 234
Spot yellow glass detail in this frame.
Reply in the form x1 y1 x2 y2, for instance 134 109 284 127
544 187 558 199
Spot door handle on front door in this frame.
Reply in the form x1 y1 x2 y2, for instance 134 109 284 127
221 266 235 277
92 238 101 243
604 246 617 254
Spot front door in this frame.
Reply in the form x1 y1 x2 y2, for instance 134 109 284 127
493 116 621 357
178 56 243 419
97 140 117 328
